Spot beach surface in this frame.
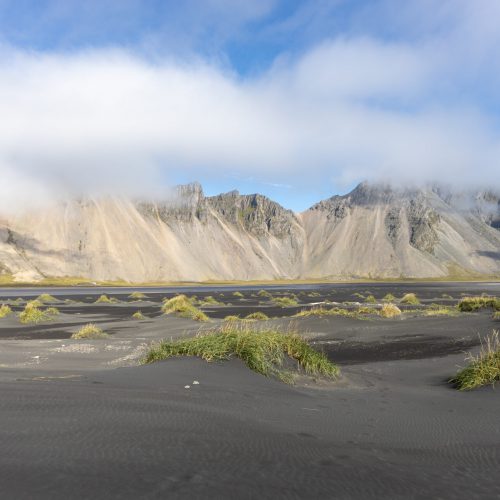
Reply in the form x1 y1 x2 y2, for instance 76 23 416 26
0 282 499 499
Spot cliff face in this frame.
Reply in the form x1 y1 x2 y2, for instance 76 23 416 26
0 182 499 282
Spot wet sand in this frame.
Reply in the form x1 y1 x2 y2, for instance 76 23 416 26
0 283 499 499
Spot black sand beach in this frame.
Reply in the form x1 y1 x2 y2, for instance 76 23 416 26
0 282 499 499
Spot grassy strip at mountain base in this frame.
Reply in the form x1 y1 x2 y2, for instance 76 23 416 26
450 331 500 390
143 323 339 384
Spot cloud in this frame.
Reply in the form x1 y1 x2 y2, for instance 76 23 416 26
0 1 499 212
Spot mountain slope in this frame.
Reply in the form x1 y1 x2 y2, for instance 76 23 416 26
0 182 498 282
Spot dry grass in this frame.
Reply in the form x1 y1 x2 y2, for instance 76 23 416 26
273 296 299 307
143 323 339 383
451 331 500 390
365 295 377 304
232 291 244 298
199 295 223 306
245 312 270 320
129 291 148 300
458 296 500 312
71 323 109 339
294 306 374 319
95 294 118 304
161 295 209 322
132 311 146 320
0 304 12 318
18 302 51 324
382 293 396 302
37 293 58 303
400 293 420 305
45 307 60 316
424 305 459 317
379 303 402 318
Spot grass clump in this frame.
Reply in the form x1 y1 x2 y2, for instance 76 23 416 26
200 295 222 306
71 323 108 339
365 295 377 304
129 291 148 300
352 292 365 300
424 305 459 317
400 293 420 305
161 295 209 322
37 293 58 303
0 304 12 318
273 296 299 307
19 302 50 324
450 331 500 390
95 294 118 304
232 291 244 298
493 311 500 321
245 312 269 320
45 307 60 316
143 323 339 383
224 315 241 322
132 311 146 320
441 294 453 300
458 296 500 312
379 303 402 318
382 293 396 302
257 289 272 298
294 306 372 319
308 291 321 298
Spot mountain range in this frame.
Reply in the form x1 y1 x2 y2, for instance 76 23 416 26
1 182 499 282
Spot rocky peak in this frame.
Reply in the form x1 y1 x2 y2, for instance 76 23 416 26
208 191 299 238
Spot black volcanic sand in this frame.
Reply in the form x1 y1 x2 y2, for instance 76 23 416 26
0 282 499 499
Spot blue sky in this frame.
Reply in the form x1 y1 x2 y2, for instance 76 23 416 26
0 0 499 211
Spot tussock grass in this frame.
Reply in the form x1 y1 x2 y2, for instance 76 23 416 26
26 299 43 308
308 291 321 297
400 293 420 305
19 302 50 324
129 291 148 300
161 295 209 322
451 331 500 390
294 306 374 319
245 312 269 320
365 295 377 304
232 291 244 298
0 304 12 318
273 296 299 307
441 294 453 299
132 311 146 320
352 292 365 300
37 293 58 303
424 305 459 317
379 303 402 318
458 296 500 312
71 323 108 339
45 307 60 316
224 315 241 322
493 311 500 321
200 295 222 306
382 293 396 302
257 289 272 298
95 294 118 304
143 323 339 383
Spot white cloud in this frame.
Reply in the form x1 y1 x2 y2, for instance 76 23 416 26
0 3 499 213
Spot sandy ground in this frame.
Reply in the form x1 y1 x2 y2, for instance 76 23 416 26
0 283 499 499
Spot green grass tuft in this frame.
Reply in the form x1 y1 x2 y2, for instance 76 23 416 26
273 296 299 307
95 294 118 304
223 315 241 322
37 293 58 303
143 323 339 383
71 323 108 339
19 302 50 324
0 304 12 318
365 295 377 304
132 311 146 320
232 291 244 298
458 296 500 312
294 306 374 319
450 331 500 390
257 289 272 298
493 311 500 321
129 291 148 300
244 312 269 320
352 292 365 300
45 307 60 316
382 293 396 302
199 295 222 306
400 293 420 305
161 295 209 322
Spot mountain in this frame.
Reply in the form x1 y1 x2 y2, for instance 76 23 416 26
0 182 499 282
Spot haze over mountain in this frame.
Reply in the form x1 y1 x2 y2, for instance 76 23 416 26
1 182 498 283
